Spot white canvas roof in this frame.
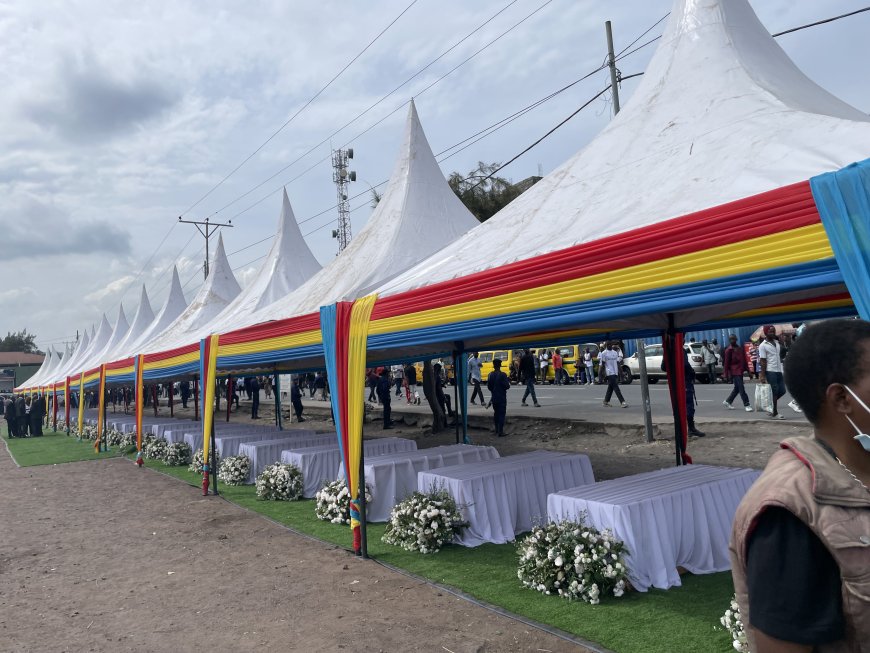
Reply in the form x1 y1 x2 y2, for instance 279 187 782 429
247 100 479 325
52 328 90 383
377 0 870 298
107 285 155 362
195 189 322 337
122 267 188 356
70 313 112 375
80 304 129 373
142 234 241 353
25 346 53 388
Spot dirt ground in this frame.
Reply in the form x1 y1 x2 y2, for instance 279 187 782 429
0 440 588 653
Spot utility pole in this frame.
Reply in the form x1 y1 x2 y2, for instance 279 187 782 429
331 147 356 254
605 20 621 115
178 217 234 280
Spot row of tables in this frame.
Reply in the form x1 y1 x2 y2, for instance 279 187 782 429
88 413 760 592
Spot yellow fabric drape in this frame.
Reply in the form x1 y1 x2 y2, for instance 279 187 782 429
345 294 378 528
201 335 220 466
76 376 85 437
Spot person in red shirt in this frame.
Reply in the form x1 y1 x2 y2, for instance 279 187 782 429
552 350 564 385
723 334 752 411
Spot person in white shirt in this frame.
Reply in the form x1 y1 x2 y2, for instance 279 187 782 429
467 352 485 405
538 350 550 383
758 325 786 419
599 342 627 407
584 347 595 385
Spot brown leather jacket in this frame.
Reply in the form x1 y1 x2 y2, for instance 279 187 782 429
730 436 870 652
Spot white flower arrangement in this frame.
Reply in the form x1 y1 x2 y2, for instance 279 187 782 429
217 455 251 486
56 418 67 431
162 441 193 467
106 428 125 447
516 520 629 605
144 437 168 461
81 424 98 441
382 489 464 554
720 595 748 652
117 432 138 454
315 479 374 525
255 462 304 501
188 448 220 474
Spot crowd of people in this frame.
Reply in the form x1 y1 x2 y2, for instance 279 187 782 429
3 394 46 437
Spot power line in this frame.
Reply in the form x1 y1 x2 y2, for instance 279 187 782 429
216 0 556 224
178 0 421 218
772 5 870 37
616 12 669 57
204 0 524 220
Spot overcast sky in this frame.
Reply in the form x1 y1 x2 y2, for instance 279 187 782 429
1 0 868 352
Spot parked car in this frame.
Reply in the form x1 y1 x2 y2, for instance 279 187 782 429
625 342 723 383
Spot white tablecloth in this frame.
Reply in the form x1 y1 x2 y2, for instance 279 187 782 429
216 429 321 458
151 420 200 437
182 425 280 453
417 451 595 546
237 433 337 482
338 445 500 522
281 438 418 498
546 464 761 591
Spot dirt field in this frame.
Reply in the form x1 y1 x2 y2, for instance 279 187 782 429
0 444 587 653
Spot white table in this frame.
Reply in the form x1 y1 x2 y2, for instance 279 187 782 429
216 429 321 458
237 434 337 482
417 451 595 547
281 438 418 498
338 445 500 522
546 464 761 591
182 425 280 453
151 420 200 437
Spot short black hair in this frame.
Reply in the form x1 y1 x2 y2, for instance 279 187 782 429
784 318 870 423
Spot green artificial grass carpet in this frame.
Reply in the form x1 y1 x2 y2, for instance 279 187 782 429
2 429 119 466
1 432 734 652
140 459 735 653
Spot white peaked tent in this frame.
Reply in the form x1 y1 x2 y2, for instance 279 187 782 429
73 313 114 374
197 189 322 337
141 234 241 353
25 346 54 388
80 304 129 373
377 0 870 299
122 267 188 356
246 100 479 326
53 328 90 382
107 285 155 362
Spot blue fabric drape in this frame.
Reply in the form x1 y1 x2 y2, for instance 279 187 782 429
319 305 345 468
811 158 870 319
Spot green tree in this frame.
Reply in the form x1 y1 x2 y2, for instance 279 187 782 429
448 161 529 223
0 329 40 353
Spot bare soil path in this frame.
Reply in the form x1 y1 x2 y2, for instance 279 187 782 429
0 444 587 653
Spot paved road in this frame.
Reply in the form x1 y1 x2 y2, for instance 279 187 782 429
345 379 804 425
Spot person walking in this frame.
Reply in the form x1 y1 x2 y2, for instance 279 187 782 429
758 325 787 419
748 340 760 380
729 318 870 653
702 339 718 383
4 396 16 437
366 369 378 403
519 349 540 407
391 364 404 397
723 334 752 411
486 358 511 437
250 376 261 419
263 376 272 400
404 363 420 405
376 368 393 430
600 342 628 408
552 350 564 385
290 378 305 422
468 352 485 405
583 347 595 385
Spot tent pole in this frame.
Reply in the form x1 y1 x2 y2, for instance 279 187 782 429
226 376 232 422
664 315 686 466
636 339 655 443
211 379 219 495
274 371 282 430
152 385 158 417
194 378 199 421
169 380 174 417
452 351 461 445
358 440 368 559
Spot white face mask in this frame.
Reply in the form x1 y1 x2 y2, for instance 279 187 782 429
843 385 870 452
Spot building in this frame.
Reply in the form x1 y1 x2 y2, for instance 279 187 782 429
0 352 45 391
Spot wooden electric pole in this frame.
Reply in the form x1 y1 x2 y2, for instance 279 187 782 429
178 217 234 280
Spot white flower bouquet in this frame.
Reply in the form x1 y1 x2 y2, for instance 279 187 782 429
255 462 304 501
118 432 138 454
81 424 98 441
188 448 220 474
163 441 193 467
382 489 464 554
217 455 251 485
315 479 373 524
516 520 629 605
144 437 168 461
56 418 67 431
106 428 125 447
720 595 748 652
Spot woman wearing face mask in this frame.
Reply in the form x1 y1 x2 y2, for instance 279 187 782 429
729 318 870 653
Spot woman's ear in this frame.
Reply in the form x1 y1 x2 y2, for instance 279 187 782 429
825 383 851 416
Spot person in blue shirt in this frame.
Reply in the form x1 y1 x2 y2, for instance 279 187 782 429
486 358 511 437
